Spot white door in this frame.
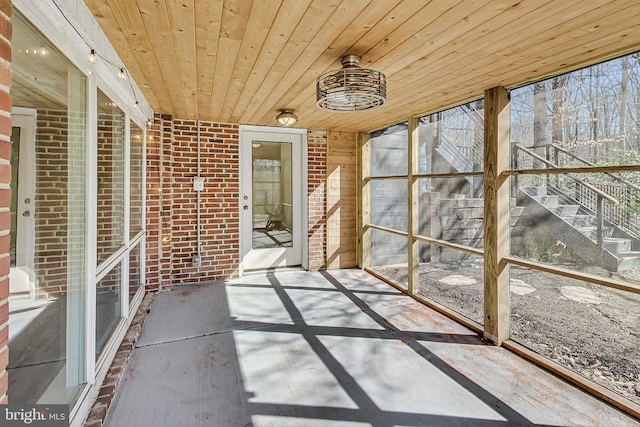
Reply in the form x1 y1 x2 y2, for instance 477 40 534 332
239 126 307 272
10 107 37 295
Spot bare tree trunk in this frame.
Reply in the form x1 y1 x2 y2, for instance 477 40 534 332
533 82 547 169
589 68 599 161
620 56 629 151
552 75 567 147
534 82 547 146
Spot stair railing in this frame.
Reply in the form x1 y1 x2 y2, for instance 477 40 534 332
527 143 640 239
538 143 640 191
460 103 484 168
513 143 618 250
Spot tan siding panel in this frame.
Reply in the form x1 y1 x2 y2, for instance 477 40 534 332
326 131 357 269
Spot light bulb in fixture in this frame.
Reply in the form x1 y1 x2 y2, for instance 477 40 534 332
88 49 97 64
275 110 298 126
133 101 139 108
118 68 127 79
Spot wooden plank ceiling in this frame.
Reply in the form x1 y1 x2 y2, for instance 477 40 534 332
84 0 640 132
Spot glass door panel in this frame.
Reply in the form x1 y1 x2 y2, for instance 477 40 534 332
252 141 293 249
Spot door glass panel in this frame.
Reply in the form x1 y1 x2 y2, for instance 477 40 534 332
252 141 293 249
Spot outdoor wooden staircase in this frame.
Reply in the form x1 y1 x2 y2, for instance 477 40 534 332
517 185 640 271
434 136 483 196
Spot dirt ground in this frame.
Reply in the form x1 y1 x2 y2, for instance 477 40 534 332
376 261 640 406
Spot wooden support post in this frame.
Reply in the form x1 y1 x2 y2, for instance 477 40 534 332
358 132 371 269
484 86 510 344
408 117 419 294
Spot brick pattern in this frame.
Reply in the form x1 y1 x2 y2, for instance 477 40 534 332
0 1 10 403
145 117 241 290
145 114 161 291
171 119 240 283
159 115 174 289
307 130 327 270
96 111 125 265
83 292 153 427
129 122 144 238
34 110 69 298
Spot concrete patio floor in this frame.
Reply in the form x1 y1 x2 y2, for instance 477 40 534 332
104 269 640 427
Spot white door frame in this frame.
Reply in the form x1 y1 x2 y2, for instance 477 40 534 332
239 125 308 275
10 107 37 295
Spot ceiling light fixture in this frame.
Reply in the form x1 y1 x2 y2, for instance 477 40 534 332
118 68 127 79
88 49 97 64
276 109 298 126
316 55 386 112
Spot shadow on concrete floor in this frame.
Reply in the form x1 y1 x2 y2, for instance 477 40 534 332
105 269 640 427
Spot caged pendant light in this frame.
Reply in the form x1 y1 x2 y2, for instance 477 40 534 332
275 109 298 126
316 55 387 112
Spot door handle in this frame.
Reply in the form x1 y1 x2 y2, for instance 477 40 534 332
22 211 31 217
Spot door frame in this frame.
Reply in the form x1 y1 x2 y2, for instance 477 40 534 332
11 107 37 294
238 125 308 275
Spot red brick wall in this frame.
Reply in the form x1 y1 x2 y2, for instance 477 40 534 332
145 114 162 290
0 0 10 404
145 117 241 289
96 111 125 265
34 109 68 298
129 122 144 238
159 115 174 289
308 130 326 270
171 119 240 282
